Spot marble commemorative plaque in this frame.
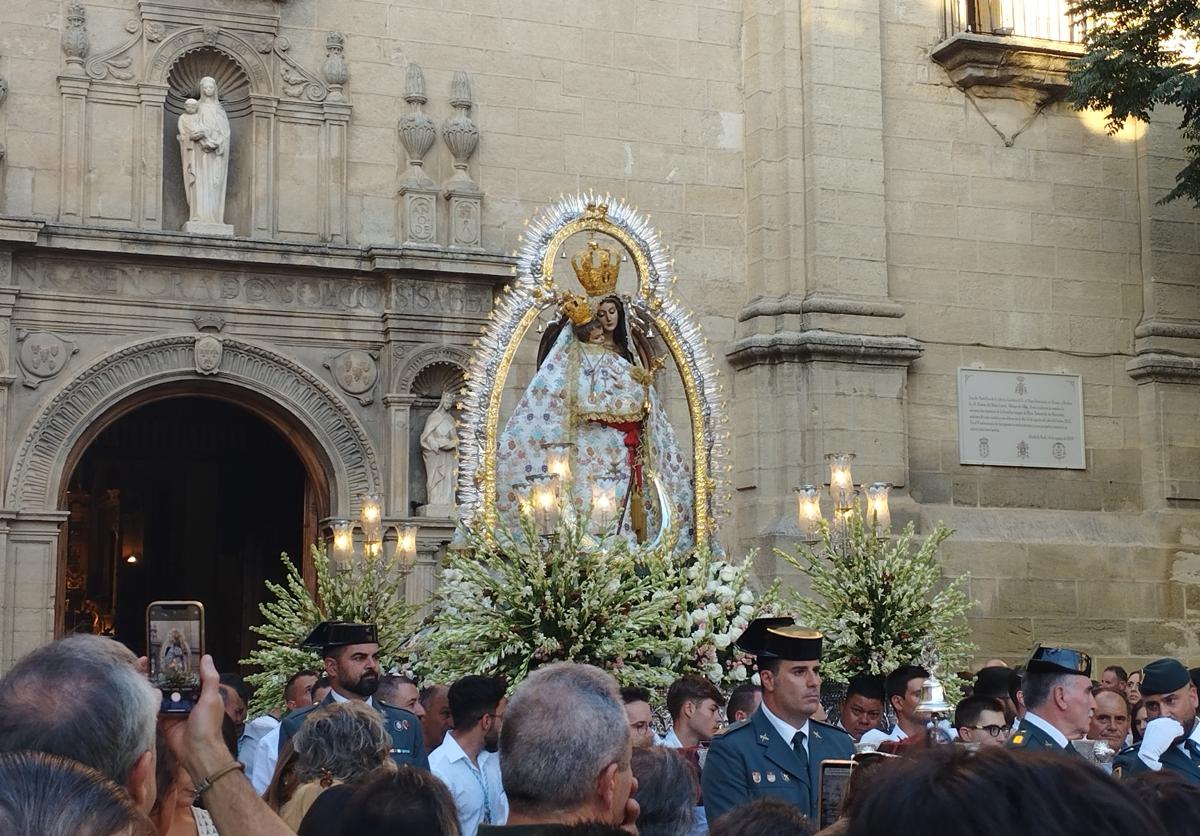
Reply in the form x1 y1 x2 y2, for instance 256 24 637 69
957 368 1085 469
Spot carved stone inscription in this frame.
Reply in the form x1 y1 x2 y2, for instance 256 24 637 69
20 259 385 312
391 279 490 316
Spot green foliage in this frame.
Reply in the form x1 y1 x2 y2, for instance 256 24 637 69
412 510 781 690
778 515 975 699
1067 0 1200 203
241 544 417 717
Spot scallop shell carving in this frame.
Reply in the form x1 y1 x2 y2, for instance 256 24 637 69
165 47 252 117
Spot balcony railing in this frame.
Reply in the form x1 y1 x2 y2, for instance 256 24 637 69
944 0 1090 44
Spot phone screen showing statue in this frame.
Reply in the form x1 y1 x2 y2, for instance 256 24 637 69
147 602 203 714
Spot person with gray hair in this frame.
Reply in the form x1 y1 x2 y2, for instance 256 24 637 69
281 700 394 830
630 747 696 836
0 750 155 836
0 634 160 812
482 662 639 833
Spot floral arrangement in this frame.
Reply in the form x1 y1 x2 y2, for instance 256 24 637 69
241 544 417 717
778 515 974 699
413 509 779 690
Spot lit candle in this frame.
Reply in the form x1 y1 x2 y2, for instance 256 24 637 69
331 519 354 567
794 485 822 539
866 482 892 532
358 493 383 552
527 473 560 536
541 442 575 484
825 452 856 509
395 525 418 567
592 475 622 535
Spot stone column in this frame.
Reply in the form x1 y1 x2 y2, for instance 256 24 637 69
1 512 69 672
57 76 90 224
0 219 38 500
730 0 921 552
249 95 277 238
1126 116 1200 508
137 84 168 230
322 100 351 243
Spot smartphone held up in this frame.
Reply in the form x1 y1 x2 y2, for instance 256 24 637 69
147 601 205 714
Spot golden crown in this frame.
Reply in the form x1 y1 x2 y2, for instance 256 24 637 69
571 239 620 297
558 292 594 326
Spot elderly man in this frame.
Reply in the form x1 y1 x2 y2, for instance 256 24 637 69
0 634 297 836
701 617 855 824
1089 688 1131 752
1115 658 1200 783
479 662 638 833
1007 645 1094 757
277 621 427 769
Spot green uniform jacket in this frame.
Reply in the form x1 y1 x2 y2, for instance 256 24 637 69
701 707 854 825
1114 742 1200 784
1005 720 1081 758
278 692 429 770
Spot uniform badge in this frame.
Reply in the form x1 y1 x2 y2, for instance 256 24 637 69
767 772 776 783
812 729 821 740
782 773 790 782
759 734 770 744
396 720 410 731
1011 733 1024 745
751 771 762 784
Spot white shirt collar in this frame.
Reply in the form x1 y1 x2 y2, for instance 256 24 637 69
660 728 684 748
438 731 476 766
760 701 810 746
329 688 372 708
1022 711 1070 748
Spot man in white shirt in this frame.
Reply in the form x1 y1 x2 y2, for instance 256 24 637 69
660 675 724 750
239 669 317 773
860 664 935 747
429 675 509 834
244 669 318 794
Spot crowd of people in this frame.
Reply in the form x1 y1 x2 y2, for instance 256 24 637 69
0 616 1198 836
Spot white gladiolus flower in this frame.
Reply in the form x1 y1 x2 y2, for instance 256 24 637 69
738 589 754 604
719 565 737 583
713 633 731 649
732 665 748 681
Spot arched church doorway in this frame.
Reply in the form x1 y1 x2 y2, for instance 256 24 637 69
60 394 320 672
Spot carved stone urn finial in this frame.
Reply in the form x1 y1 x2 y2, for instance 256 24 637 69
62 0 90 76
322 31 348 102
441 70 479 190
398 64 436 188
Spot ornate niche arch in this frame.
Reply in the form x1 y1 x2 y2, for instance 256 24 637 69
395 344 472 395
146 27 273 95
7 335 381 516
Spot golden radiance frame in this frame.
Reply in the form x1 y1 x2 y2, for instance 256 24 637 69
457 194 730 543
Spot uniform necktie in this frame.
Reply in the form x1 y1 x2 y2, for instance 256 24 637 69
792 730 809 773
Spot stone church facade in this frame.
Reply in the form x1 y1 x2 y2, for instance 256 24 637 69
0 0 1197 671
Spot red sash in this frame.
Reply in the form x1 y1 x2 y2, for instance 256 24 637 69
594 419 643 489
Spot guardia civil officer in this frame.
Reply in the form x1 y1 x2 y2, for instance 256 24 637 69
277 621 428 769
701 617 854 825
1114 658 1200 784
1006 644 1092 757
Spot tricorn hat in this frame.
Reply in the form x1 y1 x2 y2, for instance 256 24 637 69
1025 644 1092 678
735 617 823 660
301 621 378 652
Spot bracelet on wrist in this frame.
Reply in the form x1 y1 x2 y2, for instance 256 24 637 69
194 761 244 796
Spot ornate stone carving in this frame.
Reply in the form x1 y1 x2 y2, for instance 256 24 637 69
394 344 471 394
322 32 348 103
85 19 140 81
0 73 8 107
16 330 79 389
324 348 378 405
398 64 436 189
275 36 332 102
144 22 165 42
193 335 223 374
449 196 482 250
7 335 382 512
402 192 437 246
441 71 480 190
61 0 90 76
193 313 225 332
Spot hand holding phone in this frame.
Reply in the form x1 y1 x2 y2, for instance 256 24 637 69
147 601 205 714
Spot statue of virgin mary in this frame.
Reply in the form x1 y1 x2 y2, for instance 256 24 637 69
494 240 694 547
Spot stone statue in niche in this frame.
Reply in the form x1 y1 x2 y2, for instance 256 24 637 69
419 390 458 516
177 77 233 236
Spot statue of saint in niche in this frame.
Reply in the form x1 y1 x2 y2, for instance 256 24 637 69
177 76 233 236
419 390 459 515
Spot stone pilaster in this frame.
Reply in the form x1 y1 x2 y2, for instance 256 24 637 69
731 0 921 546
1 512 69 670
1126 117 1200 508
384 394 417 518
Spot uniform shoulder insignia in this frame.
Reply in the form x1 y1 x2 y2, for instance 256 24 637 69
1010 732 1026 745
811 718 849 734
714 718 750 737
